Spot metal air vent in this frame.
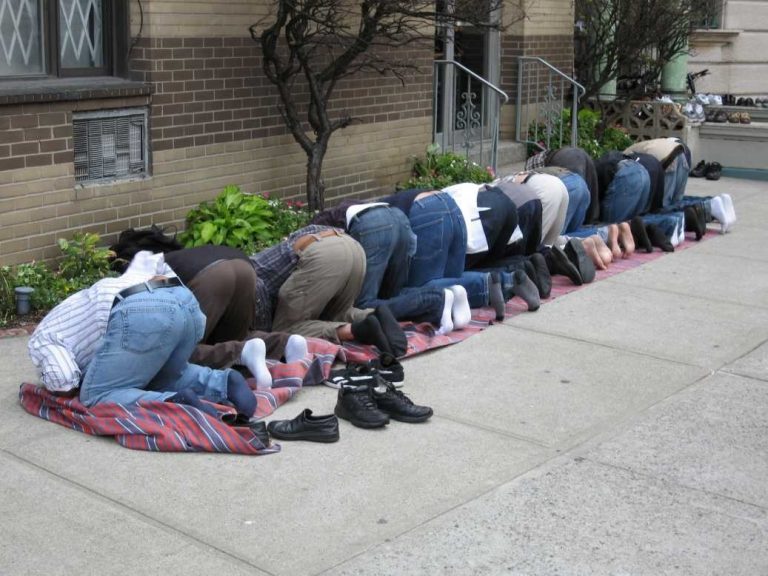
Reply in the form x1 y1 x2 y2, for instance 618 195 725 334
73 108 148 184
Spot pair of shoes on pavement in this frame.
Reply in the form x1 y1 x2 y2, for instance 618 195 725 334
689 159 722 180
333 369 432 429
324 353 405 389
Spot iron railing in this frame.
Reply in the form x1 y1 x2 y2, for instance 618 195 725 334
515 57 585 151
433 59 509 172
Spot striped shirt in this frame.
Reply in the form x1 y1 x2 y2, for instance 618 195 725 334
28 251 176 393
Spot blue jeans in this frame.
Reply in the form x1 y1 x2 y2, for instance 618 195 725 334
644 212 682 239
568 225 609 244
407 192 467 285
406 192 490 307
663 153 690 209
349 205 415 305
560 172 591 234
79 285 230 407
600 160 651 224
408 272 490 309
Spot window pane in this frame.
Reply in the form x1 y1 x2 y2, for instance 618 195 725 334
59 0 103 68
0 0 44 76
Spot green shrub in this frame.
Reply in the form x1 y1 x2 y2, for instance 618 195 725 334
58 232 116 291
180 185 312 253
527 108 633 159
0 232 116 326
399 144 494 190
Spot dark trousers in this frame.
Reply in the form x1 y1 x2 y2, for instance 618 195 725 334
187 259 289 367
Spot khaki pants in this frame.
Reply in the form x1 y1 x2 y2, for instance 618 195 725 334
272 234 371 341
187 259 289 367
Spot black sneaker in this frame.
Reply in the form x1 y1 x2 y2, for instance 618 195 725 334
366 353 405 384
334 384 390 429
372 382 433 423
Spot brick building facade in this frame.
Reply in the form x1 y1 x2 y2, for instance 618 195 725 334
0 0 574 265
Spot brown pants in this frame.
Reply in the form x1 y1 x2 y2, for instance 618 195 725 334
187 259 289 368
272 234 370 341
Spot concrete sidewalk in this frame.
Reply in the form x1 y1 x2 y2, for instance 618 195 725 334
1 177 767 576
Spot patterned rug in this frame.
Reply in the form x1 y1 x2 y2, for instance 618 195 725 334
18 230 710 454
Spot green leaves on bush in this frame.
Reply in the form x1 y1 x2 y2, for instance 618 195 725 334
527 108 633 159
0 232 116 326
180 185 312 252
399 144 494 190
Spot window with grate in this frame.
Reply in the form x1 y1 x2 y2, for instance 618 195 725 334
0 0 129 78
73 107 148 184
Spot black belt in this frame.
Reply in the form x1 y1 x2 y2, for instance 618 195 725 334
113 277 182 306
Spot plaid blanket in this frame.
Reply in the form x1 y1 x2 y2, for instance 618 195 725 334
19 231 704 455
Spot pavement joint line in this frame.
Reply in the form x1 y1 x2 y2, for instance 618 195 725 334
722 368 768 383
433 413 552 448
0 447 276 576
581 455 768 514
493 322 710 371
596 272 768 312
600 278 768 311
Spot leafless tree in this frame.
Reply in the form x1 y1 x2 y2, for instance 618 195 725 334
251 1 521 211
575 0 709 102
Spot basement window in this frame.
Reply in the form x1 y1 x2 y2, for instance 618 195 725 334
73 107 148 184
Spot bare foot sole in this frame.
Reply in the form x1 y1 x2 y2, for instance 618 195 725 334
589 234 613 268
582 237 607 270
618 222 635 258
607 224 622 260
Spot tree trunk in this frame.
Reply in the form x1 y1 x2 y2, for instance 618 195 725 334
306 146 327 212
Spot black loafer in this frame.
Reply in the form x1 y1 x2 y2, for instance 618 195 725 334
267 409 340 443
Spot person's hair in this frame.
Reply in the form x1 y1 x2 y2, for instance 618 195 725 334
110 225 183 273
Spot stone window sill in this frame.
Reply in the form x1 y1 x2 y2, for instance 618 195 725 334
690 29 741 47
0 77 151 106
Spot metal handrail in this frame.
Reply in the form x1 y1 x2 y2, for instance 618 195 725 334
515 56 586 150
434 59 510 103
432 59 509 172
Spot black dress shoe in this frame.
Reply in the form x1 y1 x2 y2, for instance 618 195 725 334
689 159 707 178
564 238 595 283
705 161 722 181
372 381 433 423
545 245 582 285
267 409 340 443
222 414 271 447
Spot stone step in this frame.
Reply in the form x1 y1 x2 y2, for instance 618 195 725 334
694 121 768 171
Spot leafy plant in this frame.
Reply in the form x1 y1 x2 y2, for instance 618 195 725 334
180 185 276 252
180 185 313 253
399 144 495 190
58 232 115 291
0 232 116 326
527 108 633 159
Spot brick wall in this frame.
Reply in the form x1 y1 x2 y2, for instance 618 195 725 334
0 96 151 174
129 37 432 153
0 115 430 266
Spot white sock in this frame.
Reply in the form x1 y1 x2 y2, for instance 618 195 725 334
719 193 737 230
449 285 471 330
284 334 308 364
670 221 681 247
241 338 272 388
436 289 454 335
710 196 732 234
